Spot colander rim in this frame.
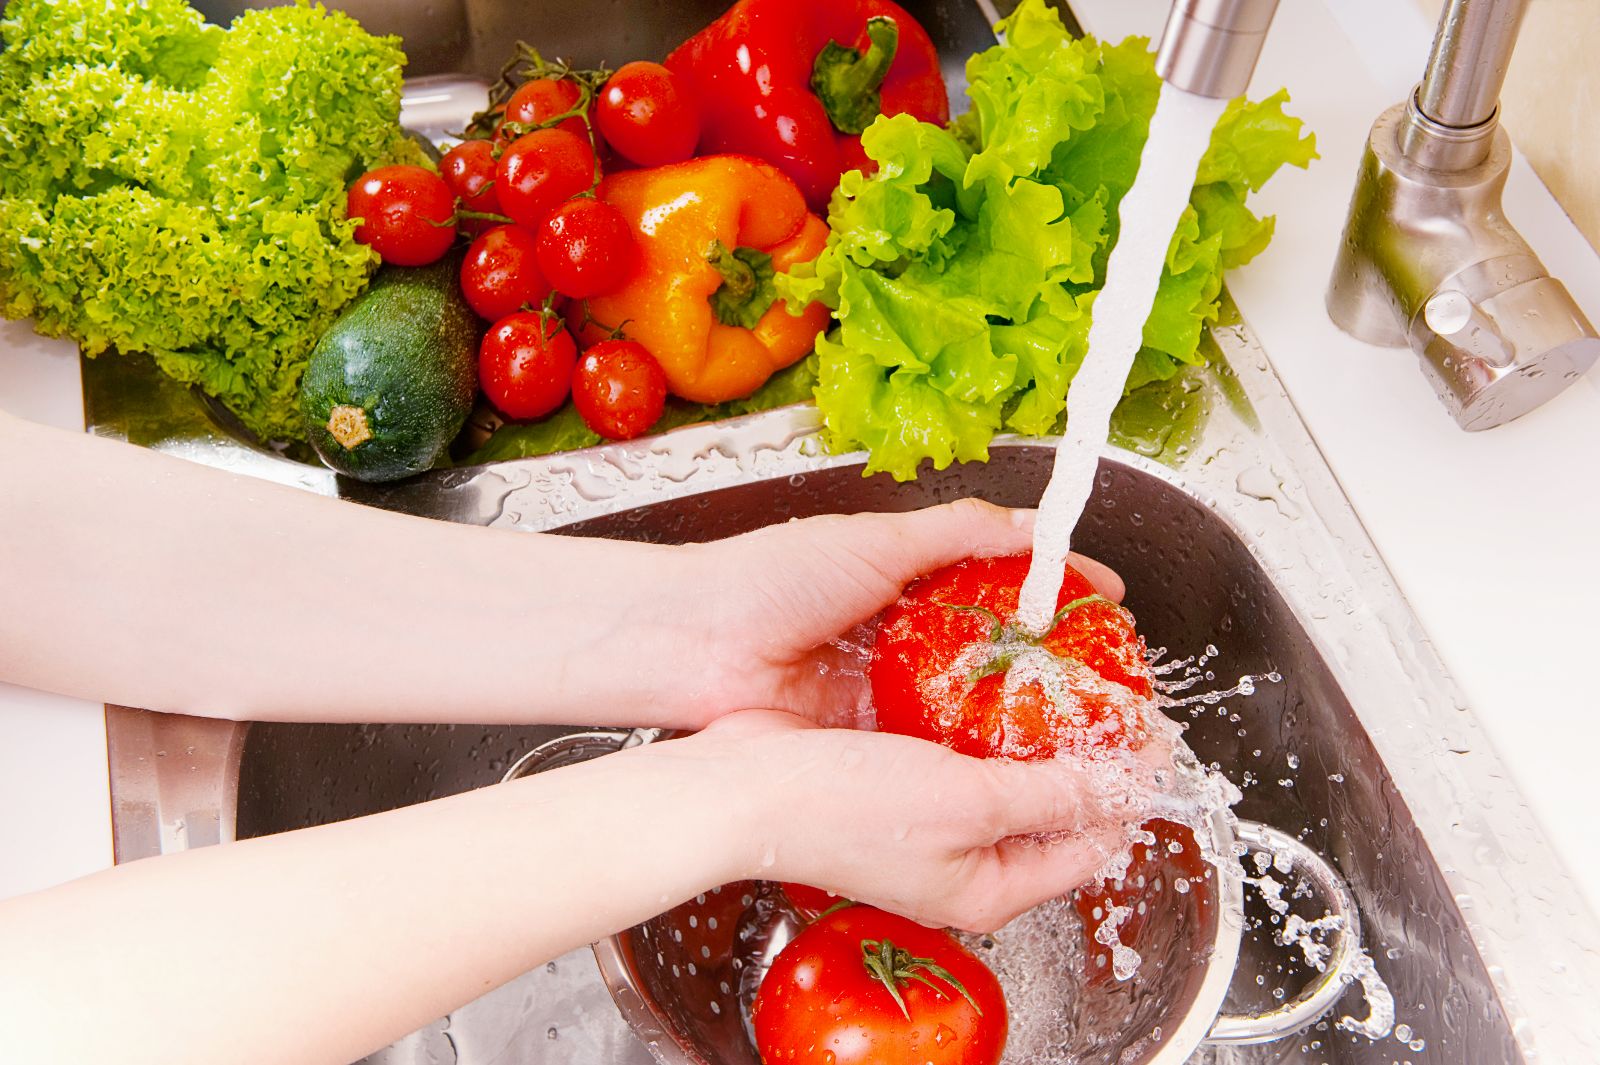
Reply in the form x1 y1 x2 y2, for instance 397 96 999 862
589 804 1245 1065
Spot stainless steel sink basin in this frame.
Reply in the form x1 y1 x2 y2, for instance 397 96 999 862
93 0 1600 1062
103 350 1600 1062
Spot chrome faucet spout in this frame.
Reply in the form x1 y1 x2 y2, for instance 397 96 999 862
1326 0 1599 430
1155 0 1280 99
1416 0 1528 132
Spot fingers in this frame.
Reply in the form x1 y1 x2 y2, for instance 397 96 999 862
945 825 1129 933
806 501 1125 604
1066 551 1125 603
814 499 1036 592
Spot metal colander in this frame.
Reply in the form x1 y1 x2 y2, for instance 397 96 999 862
505 730 1362 1065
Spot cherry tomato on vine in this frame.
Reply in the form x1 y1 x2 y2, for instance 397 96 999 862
571 339 667 440
498 76 590 144
596 61 699 167
460 225 552 322
496 128 597 230
535 197 635 298
346 165 457 266
478 312 577 420
438 139 504 237
753 906 1007 1065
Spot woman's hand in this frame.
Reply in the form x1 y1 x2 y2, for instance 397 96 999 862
682 500 1124 727
652 708 1167 932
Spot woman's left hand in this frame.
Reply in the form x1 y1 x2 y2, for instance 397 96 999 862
678 499 1125 727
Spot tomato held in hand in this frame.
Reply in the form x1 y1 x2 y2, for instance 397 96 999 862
596 61 699 167
536 197 636 298
496 128 597 230
781 882 848 922
478 312 576 420
460 225 552 322
871 555 1153 762
753 905 1006 1065
347 165 457 266
571 339 666 440
498 76 591 144
438 139 504 236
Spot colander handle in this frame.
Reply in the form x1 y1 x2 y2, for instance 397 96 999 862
1202 820 1364 1046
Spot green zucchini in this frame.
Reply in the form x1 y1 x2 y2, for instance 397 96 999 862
300 256 478 482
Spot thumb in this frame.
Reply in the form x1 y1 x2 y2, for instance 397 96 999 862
807 501 1125 603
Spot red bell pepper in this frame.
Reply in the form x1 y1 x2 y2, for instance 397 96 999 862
665 0 949 210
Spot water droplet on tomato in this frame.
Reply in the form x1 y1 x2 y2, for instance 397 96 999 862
934 1024 957 1047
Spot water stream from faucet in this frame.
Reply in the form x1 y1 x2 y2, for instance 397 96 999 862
1016 84 1229 633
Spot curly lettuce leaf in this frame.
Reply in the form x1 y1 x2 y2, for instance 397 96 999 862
0 0 417 442
794 0 1315 479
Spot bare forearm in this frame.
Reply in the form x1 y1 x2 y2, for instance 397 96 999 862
0 745 748 1065
0 412 711 725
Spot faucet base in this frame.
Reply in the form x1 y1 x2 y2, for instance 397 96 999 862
1326 98 1600 430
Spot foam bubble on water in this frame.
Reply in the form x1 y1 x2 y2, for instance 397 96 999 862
1016 84 1230 633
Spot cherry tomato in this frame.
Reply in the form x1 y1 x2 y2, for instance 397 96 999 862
478 312 576 420
439 139 504 236
346 165 457 266
781 883 847 922
752 906 1007 1065
871 555 1153 762
596 61 700 167
460 225 552 322
535 197 635 298
496 128 597 230
498 77 590 144
571 339 666 440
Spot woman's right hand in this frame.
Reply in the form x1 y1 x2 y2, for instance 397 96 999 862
652 708 1176 932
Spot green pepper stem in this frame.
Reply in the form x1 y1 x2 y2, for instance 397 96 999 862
811 16 901 136
706 241 779 329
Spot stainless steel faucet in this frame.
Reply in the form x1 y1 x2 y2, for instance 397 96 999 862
1326 0 1600 430
1155 0 1280 100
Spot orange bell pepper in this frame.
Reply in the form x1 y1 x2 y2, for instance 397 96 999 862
575 155 832 405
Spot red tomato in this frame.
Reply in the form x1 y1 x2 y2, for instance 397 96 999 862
781 882 847 922
871 555 1153 762
460 225 552 322
535 197 636 298
571 339 666 440
753 906 1006 1065
346 165 457 266
478 312 576 420
595 61 700 167
496 129 597 230
497 76 590 144
438 139 504 236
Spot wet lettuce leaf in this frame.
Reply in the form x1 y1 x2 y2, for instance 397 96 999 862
780 0 1316 480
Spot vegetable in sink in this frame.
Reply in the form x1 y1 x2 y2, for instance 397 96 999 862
0 0 423 443
782 0 1318 480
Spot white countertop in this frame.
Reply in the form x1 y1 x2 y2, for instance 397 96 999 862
4 0 1599 930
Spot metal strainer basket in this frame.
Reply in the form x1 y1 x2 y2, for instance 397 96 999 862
505 729 1365 1065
